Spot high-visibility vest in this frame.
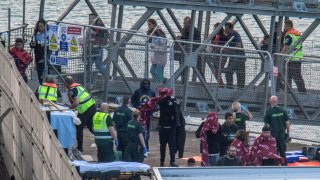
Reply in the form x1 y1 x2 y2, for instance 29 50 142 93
285 29 303 61
68 83 95 114
37 83 58 102
93 112 112 140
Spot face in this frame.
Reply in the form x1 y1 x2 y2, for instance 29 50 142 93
262 131 271 138
37 22 45 33
225 116 234 125
15 42 23 50
228 146 237 158
183 19 190 29
224 26 231 35
142 81 149 90
148 21 156 31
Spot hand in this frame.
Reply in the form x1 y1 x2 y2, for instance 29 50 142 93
143 146 149 158
240 104 247 111
114 139 119 148
285 134 292 143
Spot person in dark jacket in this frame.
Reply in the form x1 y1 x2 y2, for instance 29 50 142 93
221 112 238 155
131 79 155 149
217 145 242 166
113 96 132 160
173 99 186 159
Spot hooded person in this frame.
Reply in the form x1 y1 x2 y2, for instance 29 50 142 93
131 79 156 149
231 129 252 166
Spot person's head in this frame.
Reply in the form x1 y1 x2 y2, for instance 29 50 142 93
235 129 248 142
122 96 130 105
269 95 278 107
183 16 191 29
159 88 173 98
34 19 46 34
140 79 150 90
263 35 270 44
100 103 109 112
45 75 56 84
232 102 241 112
227 145 237 159
214 22 224 35
225 112 234 125
284 20 293 32
133 110 140 120
224 22 234 35
147 18 157 31
187 158 196 167
261 125 271 138
14 38 24 50
64 76 74 87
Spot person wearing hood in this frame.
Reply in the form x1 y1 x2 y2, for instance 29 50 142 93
147 18 167 83
131 79 155 149
281 19 306 93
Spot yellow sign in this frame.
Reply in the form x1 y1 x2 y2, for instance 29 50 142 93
70 46 78 52
49 44 58 51
50 34 57 43
71 36 77 45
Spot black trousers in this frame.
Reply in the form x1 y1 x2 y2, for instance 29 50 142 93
287 61 306 92
76 104 96 152
117 132 128 160
36 61 44 83
272 132 287 159
175 126 186 158
159 127 176 163
97 141 114 162
225 59 246 89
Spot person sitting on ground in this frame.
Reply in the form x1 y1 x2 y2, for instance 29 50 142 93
231 129 252 166
217 145 242 166
9 38 33 83
232 102 253 131
124 110 149 163
221 112 238 155
200 112 224 166
251 126 284 166
35 75 62 103
187 158 196 167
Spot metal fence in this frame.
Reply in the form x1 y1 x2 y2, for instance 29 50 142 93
0 44 80 179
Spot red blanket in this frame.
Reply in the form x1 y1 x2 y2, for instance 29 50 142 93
231 139 252 165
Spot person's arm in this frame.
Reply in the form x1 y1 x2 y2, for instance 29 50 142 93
281 35 292 54
245 110 253 120
57 89 62 103
109 126 117 140
195 121 205 138
131 91 139 108
69 98 79 109
138 133 146 148
285 121 290 136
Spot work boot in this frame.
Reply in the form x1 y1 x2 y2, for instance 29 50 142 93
169 162 179 167
160 162 164 167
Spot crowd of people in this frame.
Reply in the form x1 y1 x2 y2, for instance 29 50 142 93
5 16 296 170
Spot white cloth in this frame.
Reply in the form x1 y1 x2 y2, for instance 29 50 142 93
72 161 150 173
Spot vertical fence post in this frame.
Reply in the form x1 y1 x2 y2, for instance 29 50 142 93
83 26 88 88
169 41 175 96
145 38 149 79
22 0 26 42
44 22 48 81
7 8 11 49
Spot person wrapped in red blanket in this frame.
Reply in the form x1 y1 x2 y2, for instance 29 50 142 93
231 129 252 165
251 126 284 166
9 38 33 83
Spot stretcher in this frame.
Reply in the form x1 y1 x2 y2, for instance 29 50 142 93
72 160 151 179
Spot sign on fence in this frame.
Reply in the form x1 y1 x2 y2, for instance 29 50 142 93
67 26 81 52
50 55 68 66
59 26 68 52
48 25 59 51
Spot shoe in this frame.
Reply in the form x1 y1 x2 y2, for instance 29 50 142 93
169 162 179 167
160 162 164 167
178 154 183 159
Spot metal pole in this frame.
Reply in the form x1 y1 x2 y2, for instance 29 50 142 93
44 22 48 82
166 8 183 33
170 42 175 95
83 27 88 88
197 11 203 35
22 0 26 41
7 8 11 49
110 4 117 77
116 5 124 41
57 0 80 21
39 0 45 19
204 11 211 39
189 10 196 52
145 40 149 79
275 16 284 54
253 15 268 36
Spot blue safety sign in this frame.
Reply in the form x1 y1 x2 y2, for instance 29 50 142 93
60 41 68 52
61 34 66 41
50 55 68 66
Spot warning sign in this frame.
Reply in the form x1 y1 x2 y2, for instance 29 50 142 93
69 35 79 52
50 34 57 43
67 26 82 35
48 24 59 51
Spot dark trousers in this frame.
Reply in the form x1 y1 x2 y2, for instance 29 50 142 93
176 126 186 158
225 59 246 89
117 132 128 160
287 61 306 92
97 141 114 162
159 127 176 163
36 61 44 83
212 57 227 86
272 132 287 159
124 142 144 163
76 104 96 152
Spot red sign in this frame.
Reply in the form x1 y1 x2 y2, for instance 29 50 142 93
67 26 82 35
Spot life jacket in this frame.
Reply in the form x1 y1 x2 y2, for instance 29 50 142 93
68 83 95 114
284 29 303 60
37 83 58 102
92 112 112 140
9 47 33 64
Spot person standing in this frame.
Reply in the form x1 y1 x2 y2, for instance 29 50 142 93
147 18 167 83
113 96 132 159
264 96 290 161
224 22 246 89
281 19 306 93
217 145 242 166
65 76 96 152
221 112 238 155
93 103 117 162
131 79 155 149
251 126 284 166
9 38 33 83
232 102 253 131
124 110 149 163
35 75 62 103
200 112 224 166
174 99 186 159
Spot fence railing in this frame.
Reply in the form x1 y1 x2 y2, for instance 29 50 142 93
0 44 80 180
